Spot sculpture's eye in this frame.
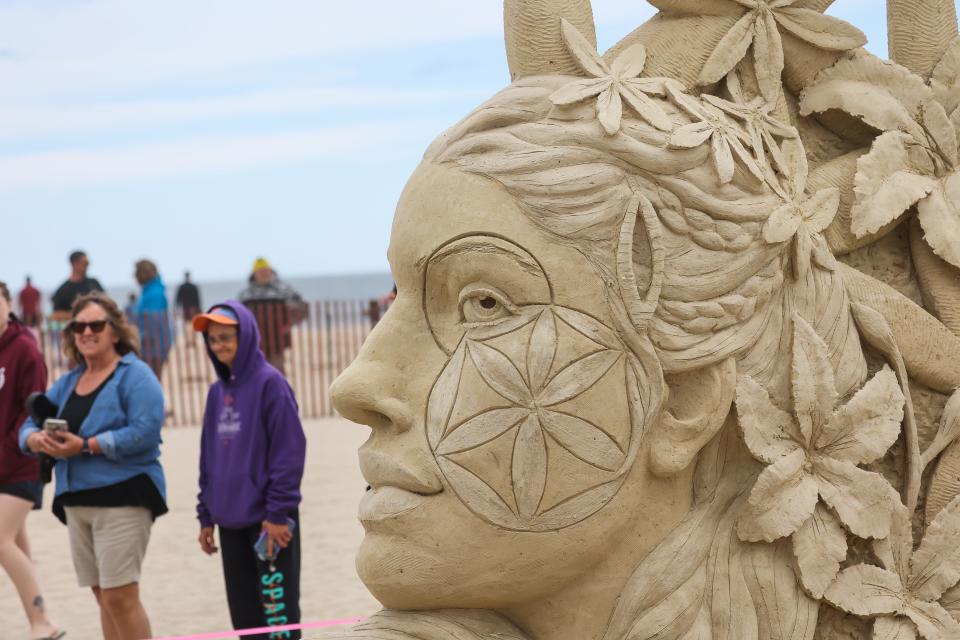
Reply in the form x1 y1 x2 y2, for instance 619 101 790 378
459 285 516 324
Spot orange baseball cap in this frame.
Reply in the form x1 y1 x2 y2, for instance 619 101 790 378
192 307 239 332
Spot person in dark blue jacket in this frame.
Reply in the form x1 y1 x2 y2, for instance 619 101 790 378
194 301 306 640
20 291 166 640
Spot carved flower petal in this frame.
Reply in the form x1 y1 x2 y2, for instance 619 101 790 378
904 599 960 640
824 564 906 617
669 121 714 149
624 76 668 97
552 306 620 350
773 7 867 51
527 309 557 394
803 187 841 234
468 341 533 406
753 9 784 103
512 414 548 520
761 113 799 139
437 457 523 529
550 77 612 106
792 502 848 598
737 448 819 542
791 315 838 441
764 202 802 244
851 131 937 238
426 341 467 448
611 43 647 79
940 582 960 623
538 349 622 407
618 82 673 131
540 409 624 472
736 374 802 463
917 172 960 270
817 365 904 465
559 18 609 78
726 132 765 182
815 456 896 539
908 495 960 603
873 616 918 640
874 501 914 585
712 133 736 184
597 86 624 135
698 11 757 86
436 407 531 455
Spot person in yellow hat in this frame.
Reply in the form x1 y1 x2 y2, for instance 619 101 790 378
237 258 304 375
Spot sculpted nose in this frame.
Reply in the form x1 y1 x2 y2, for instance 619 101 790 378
331 353 416 434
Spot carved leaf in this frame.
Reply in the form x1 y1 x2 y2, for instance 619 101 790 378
922 99 959 166
426 342 467 448
610 43 647 79
773 7 867 51
736 374 803 464
816 366 904 465
940 582 960 622
539 409 623 472
512 414 547 520
917 172 960 269
467 341 532 406
669 121 714 149
763 203 802 244
550 77 611 106
903 600 960 640
792 502 848 598
875 502 914 585
597 86 624 136
753 8 784 103
873 616 918 640
698 11 756 86
711 132 736 184
824 564 906 617
815 456 896 539
909 495 960 602
931 36 960 115
737 448 819 542
537 349 621 406
791 314 838 443
618 82 673 131
924 390 960 469
559 18 608 78
800 52 932 138
527 309 557 394
436 407 530 455
805 187 842 234
851 132 937 238
436 457 523 529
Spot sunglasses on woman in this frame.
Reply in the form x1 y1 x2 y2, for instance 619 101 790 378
69 320 111 334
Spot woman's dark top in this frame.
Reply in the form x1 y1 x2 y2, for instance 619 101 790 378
53 369 168 524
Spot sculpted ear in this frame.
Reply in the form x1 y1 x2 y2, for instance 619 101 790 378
648 356 736 477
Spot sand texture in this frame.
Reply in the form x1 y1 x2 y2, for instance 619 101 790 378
0 418 380 638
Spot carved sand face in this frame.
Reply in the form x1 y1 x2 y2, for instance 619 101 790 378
331 163 686 610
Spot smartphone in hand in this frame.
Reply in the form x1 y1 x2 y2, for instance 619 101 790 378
43 418 69 439
254 518 297 563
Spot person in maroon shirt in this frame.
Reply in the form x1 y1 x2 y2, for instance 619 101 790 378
17 276 42 328
0 281 63 639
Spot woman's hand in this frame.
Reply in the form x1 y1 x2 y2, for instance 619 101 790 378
44 432 84 458
262 520 293 557
199 526 218 555
26 431 57 455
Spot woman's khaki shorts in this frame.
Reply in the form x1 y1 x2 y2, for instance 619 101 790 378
64 506 152 589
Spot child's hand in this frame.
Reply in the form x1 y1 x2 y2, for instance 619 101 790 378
199 526 218 555
261 520 293 557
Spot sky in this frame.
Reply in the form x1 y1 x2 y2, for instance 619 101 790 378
0 0 898 291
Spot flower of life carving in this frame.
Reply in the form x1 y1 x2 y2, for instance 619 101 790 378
426 304 648 532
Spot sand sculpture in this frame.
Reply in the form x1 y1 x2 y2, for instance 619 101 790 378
324 1 960 638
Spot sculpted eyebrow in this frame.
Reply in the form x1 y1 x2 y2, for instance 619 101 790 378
429 240 545 277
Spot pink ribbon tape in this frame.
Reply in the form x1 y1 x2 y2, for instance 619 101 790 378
149 616 363 640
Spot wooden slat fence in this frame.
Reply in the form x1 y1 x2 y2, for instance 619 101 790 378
35 300 380 426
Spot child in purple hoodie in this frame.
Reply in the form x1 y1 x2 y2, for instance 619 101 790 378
193 301 306 640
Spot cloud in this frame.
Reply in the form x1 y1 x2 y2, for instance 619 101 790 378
0 121 435 191
0 87 486 141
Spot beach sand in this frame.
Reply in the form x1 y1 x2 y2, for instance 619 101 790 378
0 418 381 639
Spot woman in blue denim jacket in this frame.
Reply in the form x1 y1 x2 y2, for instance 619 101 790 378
19 292 166 640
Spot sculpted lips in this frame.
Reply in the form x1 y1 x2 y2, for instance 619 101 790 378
358 448 443 524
